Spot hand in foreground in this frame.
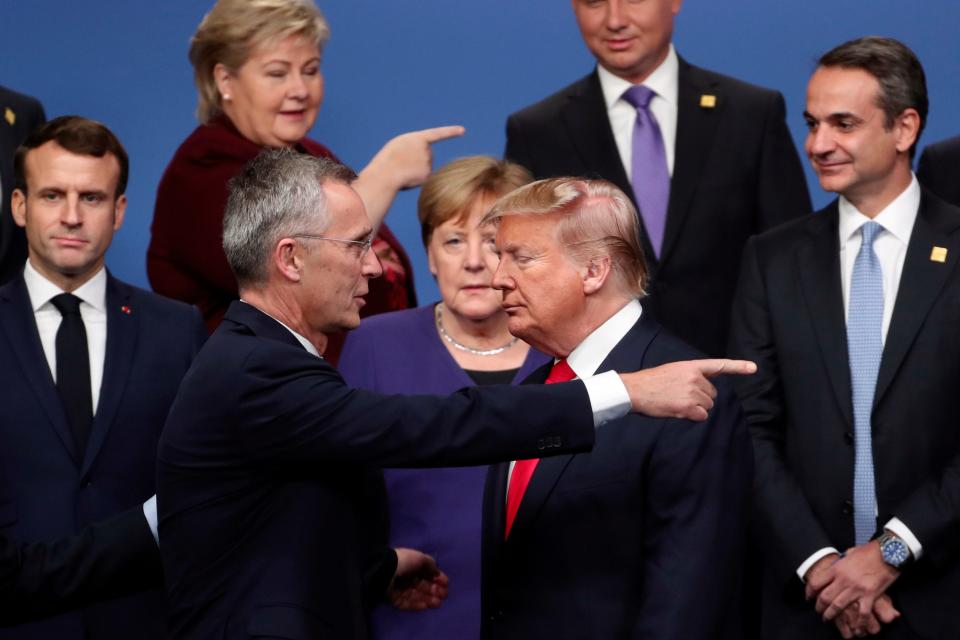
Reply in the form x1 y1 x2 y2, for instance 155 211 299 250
812 542 900 630
387 548 449 611
619 359 757 420
834 594 899 638
369 125 466 190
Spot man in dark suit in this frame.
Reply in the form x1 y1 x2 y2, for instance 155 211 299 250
0 116 206 639
0 503 160 628
157 149 757 640
730 37 960 639
505 0 811 356
0 86 45 286
917 134 960 207
479 177 751 639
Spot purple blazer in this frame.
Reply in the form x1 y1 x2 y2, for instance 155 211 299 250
339 304 549 640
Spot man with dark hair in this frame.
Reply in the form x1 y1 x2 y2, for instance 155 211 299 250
731 37 960 639
917 135 960 207
0 86 45 285
0 116 206 639
479 177 751 640
157 149 756 639
504 0 811 357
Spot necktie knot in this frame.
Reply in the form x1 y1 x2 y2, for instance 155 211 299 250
623 84 656 111
51 293 83 316
545 358 576 384
860 221 883 248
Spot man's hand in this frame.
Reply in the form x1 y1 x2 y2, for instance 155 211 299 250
834 594 900 638
387 548 449 611
814 541 900 630
619 359 757 420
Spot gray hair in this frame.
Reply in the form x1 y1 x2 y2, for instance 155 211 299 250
483 177 648 298
223 149 356 287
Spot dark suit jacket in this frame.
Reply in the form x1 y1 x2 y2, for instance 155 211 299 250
505 60 811 356
0 507 160 627
157 301 598 640
729 191 960 639
0 272 206 639
917 135 960 208
481 314 752 640
0 87 45 286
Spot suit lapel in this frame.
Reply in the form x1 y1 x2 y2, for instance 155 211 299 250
796 205 854 427
874 192 960 407
81 274 137 476
660 60 722 264
0 277 78 462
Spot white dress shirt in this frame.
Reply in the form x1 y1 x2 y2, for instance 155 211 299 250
597 45 679 179
23 260 108 414
797 176 924 581
507 300 641 492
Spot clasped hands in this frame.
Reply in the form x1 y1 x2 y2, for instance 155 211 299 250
804 541 901 638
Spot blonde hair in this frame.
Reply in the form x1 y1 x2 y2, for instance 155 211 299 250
189 0 330 123
417 156 532 246
483 177 648 297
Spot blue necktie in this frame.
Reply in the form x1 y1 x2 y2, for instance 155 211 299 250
622 85 670 257
846 221 883 544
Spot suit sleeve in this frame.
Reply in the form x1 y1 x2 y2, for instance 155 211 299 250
504 114 537 176
632 385 752 640
755 92 811 231
728 237 834 584
231 344 595 469
0 507 162 626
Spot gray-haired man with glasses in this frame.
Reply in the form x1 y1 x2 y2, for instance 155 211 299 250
156 149 756 639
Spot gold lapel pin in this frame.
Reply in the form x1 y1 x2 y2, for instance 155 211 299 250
4 108 14 126
699 94 717 109
930 246 948 263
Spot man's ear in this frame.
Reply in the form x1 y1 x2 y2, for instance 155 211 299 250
274 238 304 283
894 108 921 154
11 189 27 228
582 255 612 295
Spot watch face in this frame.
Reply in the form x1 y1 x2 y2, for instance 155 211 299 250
882 538 910 567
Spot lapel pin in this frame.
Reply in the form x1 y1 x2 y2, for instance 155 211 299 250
930 246 948 263
120 305 132 315
4 108 14 126
699 94 717 109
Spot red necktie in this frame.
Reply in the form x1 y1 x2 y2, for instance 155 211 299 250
504 358 577 539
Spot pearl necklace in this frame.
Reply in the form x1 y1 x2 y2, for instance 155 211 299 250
435 303 518 356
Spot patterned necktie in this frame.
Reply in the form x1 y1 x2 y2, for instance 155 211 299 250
504 358 577 539
50 293 93 456
846 221 883 544
622 85 670 258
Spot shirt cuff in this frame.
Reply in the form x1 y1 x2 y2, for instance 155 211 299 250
143 495 159 545
583 371 631 428
797 547 840 582
885 517 923 560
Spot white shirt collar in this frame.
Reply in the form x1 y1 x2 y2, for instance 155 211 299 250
566 299 643 378
240 299 320 358
23 260 107 312
838 174 920 246
597 44 679 110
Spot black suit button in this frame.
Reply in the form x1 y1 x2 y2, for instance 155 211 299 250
553 436 562 448
537 438 545 450
844 432 854 445
842 500 853 515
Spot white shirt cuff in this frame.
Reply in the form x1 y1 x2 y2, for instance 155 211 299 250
885 517 923 560
583 370 631 428
143 495 159 545
797 546 840 582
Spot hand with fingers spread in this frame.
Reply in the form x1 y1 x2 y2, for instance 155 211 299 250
387 548 450 612
354 125 466 227
619 358 757 420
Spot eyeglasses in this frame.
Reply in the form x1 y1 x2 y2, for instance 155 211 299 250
292 233 373 256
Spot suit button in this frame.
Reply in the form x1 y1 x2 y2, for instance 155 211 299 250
537 438 545 450
842 500 853 515
553 436 562 448
844 432 854 445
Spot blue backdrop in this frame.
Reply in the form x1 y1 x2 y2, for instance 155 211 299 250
3 1 959 302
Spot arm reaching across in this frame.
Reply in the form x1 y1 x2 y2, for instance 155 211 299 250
387 548 449 612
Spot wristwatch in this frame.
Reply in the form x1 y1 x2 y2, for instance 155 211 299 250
877 531 912 569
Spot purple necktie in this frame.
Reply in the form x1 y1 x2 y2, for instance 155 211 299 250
623 85 670 257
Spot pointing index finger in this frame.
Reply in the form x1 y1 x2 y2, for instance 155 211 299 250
697 359 757 377
419 125 466 143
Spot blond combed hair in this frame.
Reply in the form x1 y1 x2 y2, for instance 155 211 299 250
483 177 648 298
189 0 330 123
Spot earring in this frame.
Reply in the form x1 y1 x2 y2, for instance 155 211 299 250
222 93 231 102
